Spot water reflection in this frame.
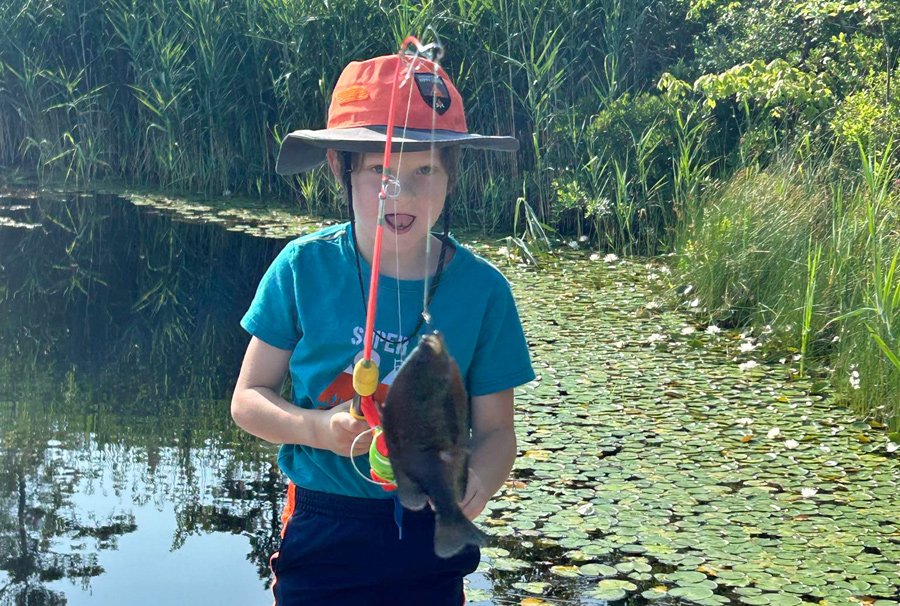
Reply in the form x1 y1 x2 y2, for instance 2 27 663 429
1 192 286 396
0 193 286 604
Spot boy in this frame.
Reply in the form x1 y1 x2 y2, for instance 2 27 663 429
231 52 534 605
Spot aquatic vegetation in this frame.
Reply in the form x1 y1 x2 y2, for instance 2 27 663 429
473 245 900 606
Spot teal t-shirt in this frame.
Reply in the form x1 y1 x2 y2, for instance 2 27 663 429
240 222 535 499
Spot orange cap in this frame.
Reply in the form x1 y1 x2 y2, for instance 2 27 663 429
275 54 518 175
328 55 467 133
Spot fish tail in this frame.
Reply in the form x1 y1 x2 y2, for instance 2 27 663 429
434 512 488 559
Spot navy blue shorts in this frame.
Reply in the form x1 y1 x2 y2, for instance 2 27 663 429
270 486 481 606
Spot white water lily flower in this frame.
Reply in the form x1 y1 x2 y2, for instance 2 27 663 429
681 326 696 335
801 488 818 498
683 285 693 296
646 301 662 310
589 253 600 261
849 370 860 390
887 442 899 453
739 341 758 353
567 240 579 249
820 445 831 453
498 246 510 257
689 298 700 308
603 253 619 263
738 360 758 371
648 333 667 343
705 325 721 335
767 427 781 439
578 235 589 242
785 439 799 449
736 417 754 426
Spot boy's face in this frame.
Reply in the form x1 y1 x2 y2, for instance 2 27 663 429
335 149 449 271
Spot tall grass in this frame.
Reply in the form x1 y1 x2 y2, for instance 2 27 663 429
678 138 900 429
830 141 900 429
1 0 674 235
800 239 822 377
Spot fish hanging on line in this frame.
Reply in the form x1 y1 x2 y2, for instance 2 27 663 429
378 331 488 558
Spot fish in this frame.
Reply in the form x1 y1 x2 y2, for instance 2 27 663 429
378 331 488 558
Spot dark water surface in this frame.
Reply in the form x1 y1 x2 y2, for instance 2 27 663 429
0 193 288 605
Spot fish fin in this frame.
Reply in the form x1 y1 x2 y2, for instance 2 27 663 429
434 511 488 559
394 470 429 511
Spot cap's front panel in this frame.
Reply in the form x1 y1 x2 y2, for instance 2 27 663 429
327 56 467 133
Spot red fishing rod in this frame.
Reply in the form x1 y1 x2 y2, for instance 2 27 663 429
350 35 443 488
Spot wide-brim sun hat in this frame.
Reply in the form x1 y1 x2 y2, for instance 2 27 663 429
275 54 519 175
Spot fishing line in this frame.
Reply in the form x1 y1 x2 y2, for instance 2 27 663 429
390 50 419 346
355 35 447 352
421 41 443 331
393 46 427 346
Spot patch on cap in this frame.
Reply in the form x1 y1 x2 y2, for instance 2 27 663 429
335 85 370 104
414 73 451 115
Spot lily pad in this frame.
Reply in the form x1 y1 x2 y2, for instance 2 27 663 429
669 586 716 601
549 565 580 578
578 563 619 577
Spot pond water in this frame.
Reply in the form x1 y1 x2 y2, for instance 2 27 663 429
1 192 285 605
1 192 898 606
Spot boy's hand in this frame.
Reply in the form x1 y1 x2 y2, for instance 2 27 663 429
459 467 488 520
317 401 373 457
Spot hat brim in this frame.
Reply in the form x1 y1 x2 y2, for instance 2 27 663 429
275 126 518 175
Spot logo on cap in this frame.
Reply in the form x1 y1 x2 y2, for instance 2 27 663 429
414 73 451 115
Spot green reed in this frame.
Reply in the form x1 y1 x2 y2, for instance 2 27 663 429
833 140 900 427
678 136 900 428
800 239 823 377
670 104 714 230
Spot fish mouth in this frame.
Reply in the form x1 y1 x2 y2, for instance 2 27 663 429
384 213 415 234
420 332 445 355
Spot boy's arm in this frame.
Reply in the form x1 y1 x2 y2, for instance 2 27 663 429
460 388 517 521
231 336 371 456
